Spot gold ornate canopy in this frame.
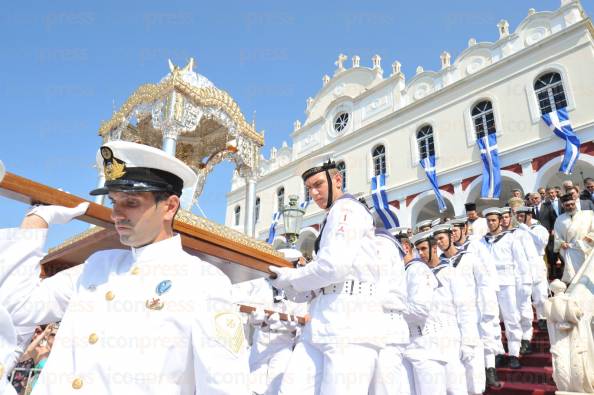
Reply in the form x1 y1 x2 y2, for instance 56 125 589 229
97 58 263 202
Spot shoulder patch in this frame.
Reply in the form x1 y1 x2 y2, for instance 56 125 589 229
214 311 245 355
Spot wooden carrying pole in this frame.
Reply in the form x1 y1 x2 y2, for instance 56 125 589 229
0 172 292 274
238 304 307 325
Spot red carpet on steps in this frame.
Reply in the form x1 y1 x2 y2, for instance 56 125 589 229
484 319 556 395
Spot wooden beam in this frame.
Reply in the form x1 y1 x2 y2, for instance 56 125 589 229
238 304 307 325
0 172 291 273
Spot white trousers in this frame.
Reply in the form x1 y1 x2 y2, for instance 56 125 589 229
371 344 413 395
250 345 293 394
532 279 549 320
464 343 486 395
278 340 379 395
516 284 534 341
496 285 522 356
407 357 447 395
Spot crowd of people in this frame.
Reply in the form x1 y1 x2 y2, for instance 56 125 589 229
2 140 593 394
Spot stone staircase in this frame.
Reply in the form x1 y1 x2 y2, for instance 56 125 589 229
484 319 556 395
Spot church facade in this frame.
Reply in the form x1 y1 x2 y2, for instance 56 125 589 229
226 0 594 247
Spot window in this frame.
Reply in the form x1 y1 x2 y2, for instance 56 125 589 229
334 112 349 133
304 185 311 202
472 101 496 139
534 72 567 115
254 197 260 223
277 187 285 210
372 145 386 176
234 205 240 226
416 125 435 160
336 161 347 190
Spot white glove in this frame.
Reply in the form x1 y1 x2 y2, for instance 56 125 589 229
266 313 284 332
249 307 266 326
285 314 300 330
269 266 295 290
461 344 475 363
27 203 89 226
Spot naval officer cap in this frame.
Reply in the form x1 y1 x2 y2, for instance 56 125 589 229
432 223 452 235
448 215 468 227
410 230 434 246
90 140 197 197
482 207 502 217
297 152 337 182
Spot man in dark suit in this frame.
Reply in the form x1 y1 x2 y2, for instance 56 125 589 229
579 177 594 202
563 186 594 212
531 191 561 279
530 192 556 231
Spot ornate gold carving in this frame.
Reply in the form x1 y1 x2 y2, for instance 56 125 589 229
98 74 263 146
47 226 106 255
174 209 283 257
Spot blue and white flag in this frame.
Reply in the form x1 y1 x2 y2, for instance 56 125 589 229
299 199 310 211
476 132 501 199
371 174 400 228
542 108 580 175
420 155 447 213
266 211 282 244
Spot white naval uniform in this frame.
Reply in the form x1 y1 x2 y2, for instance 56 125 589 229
402 259 445 395
481 231 527 359
458 237 501 374
0 307 18 395
519 221 550 321
509 227 537 342
469 217 488 238
0 228 250 395
232 278 306 395
276 194 382 395
371 231 412 395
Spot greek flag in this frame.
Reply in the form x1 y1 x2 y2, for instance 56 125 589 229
476 132 501 199
542 108 580 174
371 174 400 228
266 211 282 244
420 155 447 213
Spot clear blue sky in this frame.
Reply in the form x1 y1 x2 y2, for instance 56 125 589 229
1 0 590 247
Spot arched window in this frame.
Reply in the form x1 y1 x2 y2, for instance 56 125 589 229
534 72 567 115
416 125 435 160
372 145 386 176
277 187 285 211
336 161 347 191
234 205 241 226
472 100 496 139
254 197 260 223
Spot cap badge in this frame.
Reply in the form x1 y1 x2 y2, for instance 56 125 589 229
101 147 126 181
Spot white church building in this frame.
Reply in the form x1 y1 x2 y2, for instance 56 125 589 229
225 0 594 249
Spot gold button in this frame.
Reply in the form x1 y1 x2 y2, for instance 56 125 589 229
131 267 140 275
72 378 83 389
88 333 98 344
105 291 115 301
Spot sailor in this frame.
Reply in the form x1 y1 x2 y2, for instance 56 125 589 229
500 206 536 355
447 216 500 388
414 219 433 234
480 207 526 370
270 153 383 395
465 202 488 237
516 206 550 331
371 228 412 395
0 141 250 394
402 231 445 394
430 224 477 395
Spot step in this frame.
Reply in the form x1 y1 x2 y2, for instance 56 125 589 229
502 339 551 353
484 381 557 395
496 366 555 386
519 352 552 367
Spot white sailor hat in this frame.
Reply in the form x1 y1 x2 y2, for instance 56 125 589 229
415 219 433 232
296 152 336 182
448 216 468 227
516 206 534 214
482 207 502 217
90 140 197 197
432 223 452 235
389 227 410 239
430 218 442 227
500 206 512 214
410 230 433 245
